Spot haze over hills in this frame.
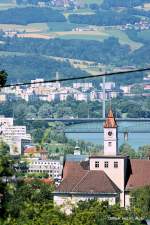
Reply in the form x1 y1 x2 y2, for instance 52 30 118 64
0 0 149 83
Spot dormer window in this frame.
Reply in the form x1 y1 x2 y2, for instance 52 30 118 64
95 161 99 168
114 161 118 168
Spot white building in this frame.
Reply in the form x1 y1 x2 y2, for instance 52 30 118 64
0 116 31 155
28 159 63 180
100 82 115 90
73 83 93 90
120 85 132 94
54 109 150 214
74 92 88 101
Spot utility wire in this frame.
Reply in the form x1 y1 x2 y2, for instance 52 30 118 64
3 66 150 88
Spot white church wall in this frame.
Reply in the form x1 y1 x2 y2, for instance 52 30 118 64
90 158 125 192
54 194 117 214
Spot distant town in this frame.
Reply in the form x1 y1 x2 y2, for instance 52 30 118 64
1 72 150 105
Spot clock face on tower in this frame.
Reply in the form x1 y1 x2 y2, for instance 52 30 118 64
108 131 113 137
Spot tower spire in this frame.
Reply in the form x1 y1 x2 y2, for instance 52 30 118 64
103 108 118 156
104 108 117 128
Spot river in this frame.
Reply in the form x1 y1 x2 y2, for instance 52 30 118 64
65 121 150 150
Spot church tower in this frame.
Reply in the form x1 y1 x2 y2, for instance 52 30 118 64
103 108 118 156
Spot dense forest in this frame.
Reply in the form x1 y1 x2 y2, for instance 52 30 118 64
0 37 130 64
69 9 140 26
101 0 149 9
0 54 88 82
0 7 66 25
16 0 50 5
0 35 149 83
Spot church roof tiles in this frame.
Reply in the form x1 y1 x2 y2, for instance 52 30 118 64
104 108 117 128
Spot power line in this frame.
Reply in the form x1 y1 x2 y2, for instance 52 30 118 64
2 66 150 88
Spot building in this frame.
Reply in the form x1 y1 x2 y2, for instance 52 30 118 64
100 82 115 90
24 146 48 160
73 83 93 90
53 109 150 214
28 159 63 180
0 116 31 155
24 146 63 180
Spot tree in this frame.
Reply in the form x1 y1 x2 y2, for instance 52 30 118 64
38 103 52 118
0 142 14 217
131 186 150 218
0 70 7 87
119 143 137 158
137 145 150 159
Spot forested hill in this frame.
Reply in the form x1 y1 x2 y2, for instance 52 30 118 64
0 7 66 25
0 35 149 83
0 55 88 82
101 0 150 9
69 9 140 26
0 37 130 64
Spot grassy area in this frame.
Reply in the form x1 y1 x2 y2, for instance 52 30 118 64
48 28 142 50
137 30 150 42
47 21 87 32
0 22 49 32
105 28 143 50
82 0 103 5
43 143 73 154
59 33 108 41
0 21 143 51
64 8 94 18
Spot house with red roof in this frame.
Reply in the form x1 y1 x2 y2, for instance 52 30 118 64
53 109 150 214
24 146 48 160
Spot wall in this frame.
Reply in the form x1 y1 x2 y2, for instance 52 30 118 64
54 194 117 215
90 157 128 207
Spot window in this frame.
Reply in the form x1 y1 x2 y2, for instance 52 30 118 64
114 161 118 168
95 161 99 168
108 142 112 147
104 161 109 168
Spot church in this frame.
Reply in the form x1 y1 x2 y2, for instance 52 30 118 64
53 109 150 213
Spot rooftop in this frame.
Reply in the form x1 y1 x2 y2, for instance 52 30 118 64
55 161 120 194
104 108 117 128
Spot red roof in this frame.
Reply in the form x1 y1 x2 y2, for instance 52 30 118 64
104 108 117 128
41 178 54 185
126 159 150 190
56 161 120 194
24 146 47 154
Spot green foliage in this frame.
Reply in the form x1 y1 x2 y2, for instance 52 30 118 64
138 145 150 159
27 172 49 178
0 70 8 87
69 10 140 26
0 36 130 69
41 122 67 144
119 143 138 158
131 186 150 218
1 197 144 225
101 0 148 9
0 54 88 83
0 7 66 25
0 142 15 217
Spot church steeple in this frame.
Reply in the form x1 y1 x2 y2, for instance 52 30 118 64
104 108 118 156
104 108 117 128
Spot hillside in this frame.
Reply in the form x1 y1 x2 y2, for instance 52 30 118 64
0 0 149 83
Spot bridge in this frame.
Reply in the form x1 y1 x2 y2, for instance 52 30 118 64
64 127 150 133
26 117 150 123
64 121 150 134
